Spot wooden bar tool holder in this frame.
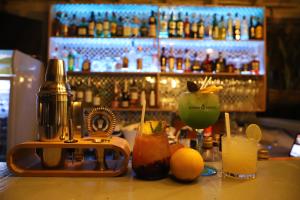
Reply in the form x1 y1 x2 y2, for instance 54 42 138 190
7 137 130 177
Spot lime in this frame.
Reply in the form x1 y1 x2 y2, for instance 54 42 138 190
246 124 262 142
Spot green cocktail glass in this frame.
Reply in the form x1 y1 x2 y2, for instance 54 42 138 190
178 84 221 176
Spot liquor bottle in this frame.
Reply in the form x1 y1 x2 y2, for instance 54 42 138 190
140 20 148 37
160 11 168 38
168 47 175 72
61 46 69 71
69 78 77 101
136 46 143 71
151 40 159 72
140 81 146 107
84 78 93 107
88 12 96 37
226 13 233 40
233 13 241 41
121 80 130 108
205 14 212 39
192 52 201 72
149 83 156 108
176 12 184 38
128 40 136 71
103 12 110 38
255 17 263 40
116 17 124 37
95 12 103 37
112 80 120 108
197 15 205 39
219 15 226 40
184 49 192 73
68 49 76 71
93 89 101 107
132 16 140 37
160 47 167 72
110 12 118 37
202 54 213 72
215 52 226 73
76 79 84 102
249 54 260 74
51 47 60 59
168 12 176 38
241 16 249 40
191 13 198 39
129 79 139 107
148 10 157 38
184 12 190 38
68 14 78 37
176 49 183 72
77 17 88 37
60 13 69 37
82 57 91 72
52 12 62 36
249 16 256 40
122 48 129 71
212 14 219 40
123 16 132 37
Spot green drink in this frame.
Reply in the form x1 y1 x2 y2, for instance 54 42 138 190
178 91 220 129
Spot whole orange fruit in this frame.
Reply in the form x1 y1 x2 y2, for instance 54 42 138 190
170 147 204 181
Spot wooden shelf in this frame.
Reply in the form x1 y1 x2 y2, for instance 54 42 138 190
67 71 265 77
111 107 174 112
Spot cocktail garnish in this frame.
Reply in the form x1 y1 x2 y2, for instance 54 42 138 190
246 124 262 142
187 81 199 93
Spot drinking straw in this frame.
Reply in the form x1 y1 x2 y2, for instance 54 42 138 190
203 76 212 89
200 76 208 89
140 98 146 131
225 112 231 139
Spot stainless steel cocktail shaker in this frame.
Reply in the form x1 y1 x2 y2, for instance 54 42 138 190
37 59 71 142
37 59 71 168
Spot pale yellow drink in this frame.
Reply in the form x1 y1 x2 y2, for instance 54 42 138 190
222 135 258 179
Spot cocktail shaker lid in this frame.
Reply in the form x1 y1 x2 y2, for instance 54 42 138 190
45 59 66 83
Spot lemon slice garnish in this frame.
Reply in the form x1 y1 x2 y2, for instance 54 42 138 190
246 124 262 142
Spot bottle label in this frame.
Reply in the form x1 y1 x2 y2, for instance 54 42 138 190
96 23 103 32
123 26 131 37
88 22 95 31
169 22 176 29
103 21 110 30
121 101 129 108
213 27 219 39
177 22 184 36
184 24 190 36
161 21 168 32
78 28 87 36
169 58 175 71
82 61 90 71
149 92 156 107
85 90 93 103
111 23 117 34
68 58 74 70
130 92 138 101
123 57 129 68
198 26 205 38
93 96 101 106
77 91 84 100
149 25 156 37
137 58 143 70
132 27 139 36
256 27 263 39
191 23 197 32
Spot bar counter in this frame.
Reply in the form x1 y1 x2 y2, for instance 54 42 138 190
1 159 300 200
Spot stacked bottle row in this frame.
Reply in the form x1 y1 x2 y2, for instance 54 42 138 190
69 77 157 109
51 10 263 40
53 44 260 75
159 47 260 74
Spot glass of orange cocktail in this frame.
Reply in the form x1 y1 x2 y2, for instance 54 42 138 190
132 121 171 180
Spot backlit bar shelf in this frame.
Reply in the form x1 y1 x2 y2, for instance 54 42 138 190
49 4 266 113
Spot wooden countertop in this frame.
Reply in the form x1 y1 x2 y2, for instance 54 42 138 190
1 160 300 200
